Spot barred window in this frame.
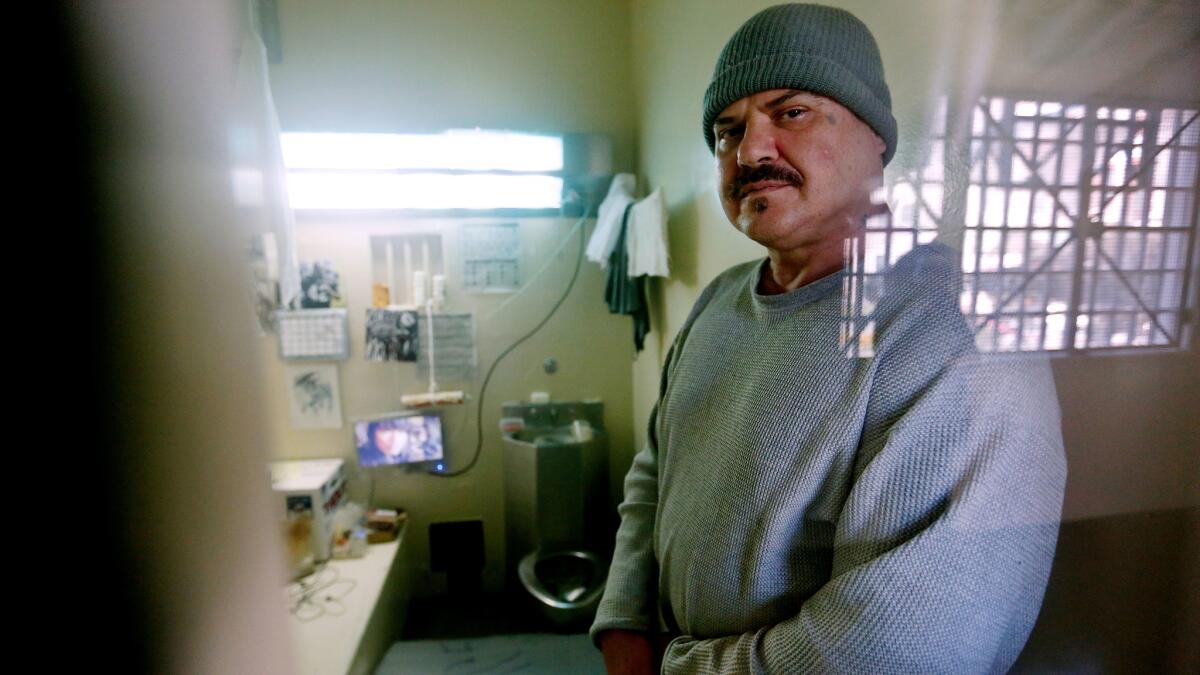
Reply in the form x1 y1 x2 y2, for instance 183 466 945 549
847 95 1198 356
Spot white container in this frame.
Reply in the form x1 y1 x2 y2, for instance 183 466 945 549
431 274 446 311
269 458 347 561
412 271 427 306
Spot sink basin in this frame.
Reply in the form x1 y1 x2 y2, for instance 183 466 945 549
508 426 580 446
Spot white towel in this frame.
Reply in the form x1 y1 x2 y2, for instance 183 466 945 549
585 173 637 267
626 187 670 278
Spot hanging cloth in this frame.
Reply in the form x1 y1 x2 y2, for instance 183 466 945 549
586 173 637 267
626 187 671 278
604 203 651 352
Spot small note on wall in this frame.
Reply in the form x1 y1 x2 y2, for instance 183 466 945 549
463 223 520 292
418 312 477 383
286 364 343 429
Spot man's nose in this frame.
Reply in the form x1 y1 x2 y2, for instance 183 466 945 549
737 117 778 167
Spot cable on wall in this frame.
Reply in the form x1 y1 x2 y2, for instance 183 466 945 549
434 201 592 477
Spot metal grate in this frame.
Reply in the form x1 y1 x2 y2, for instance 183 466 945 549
846 95 1199 356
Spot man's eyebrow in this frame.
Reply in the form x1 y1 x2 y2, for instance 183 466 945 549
713 91 818 128
766 90 809 110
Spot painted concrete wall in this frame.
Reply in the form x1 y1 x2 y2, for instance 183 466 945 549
263 0 637 594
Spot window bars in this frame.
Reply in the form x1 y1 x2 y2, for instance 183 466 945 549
847 95 1198 356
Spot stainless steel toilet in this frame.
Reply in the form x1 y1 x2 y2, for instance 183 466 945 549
518 549 606 626
502 400 610 626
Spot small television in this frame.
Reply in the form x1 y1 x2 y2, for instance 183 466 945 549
354 411 445 468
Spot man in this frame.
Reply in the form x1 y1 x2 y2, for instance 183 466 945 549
590 5 1066 673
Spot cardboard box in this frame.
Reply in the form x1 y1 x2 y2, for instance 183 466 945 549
269 459 347 561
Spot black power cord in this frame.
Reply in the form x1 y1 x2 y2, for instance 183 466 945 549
435 206 592 477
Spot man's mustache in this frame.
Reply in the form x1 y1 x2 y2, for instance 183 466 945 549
728 164 804 200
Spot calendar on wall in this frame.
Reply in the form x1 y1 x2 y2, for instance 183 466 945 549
276 308 350 360
463 223 520 293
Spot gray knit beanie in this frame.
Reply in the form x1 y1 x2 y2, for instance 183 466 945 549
703 3 897 166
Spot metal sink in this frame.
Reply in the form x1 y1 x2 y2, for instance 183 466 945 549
508 425 586 446
501 400 609 568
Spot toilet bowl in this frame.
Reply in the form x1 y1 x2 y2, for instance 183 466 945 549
518 549 606 626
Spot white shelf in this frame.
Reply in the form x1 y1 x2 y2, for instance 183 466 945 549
287 526 409 675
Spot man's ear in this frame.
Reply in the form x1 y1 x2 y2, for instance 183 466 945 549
873 132 886 157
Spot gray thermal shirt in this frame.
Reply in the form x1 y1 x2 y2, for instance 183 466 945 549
590 244 1067 674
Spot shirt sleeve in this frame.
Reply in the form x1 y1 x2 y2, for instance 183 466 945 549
660 287 1068 673
588 402 664 643
590 278 723 647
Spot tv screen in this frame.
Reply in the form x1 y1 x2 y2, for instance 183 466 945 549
354 412 444 467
